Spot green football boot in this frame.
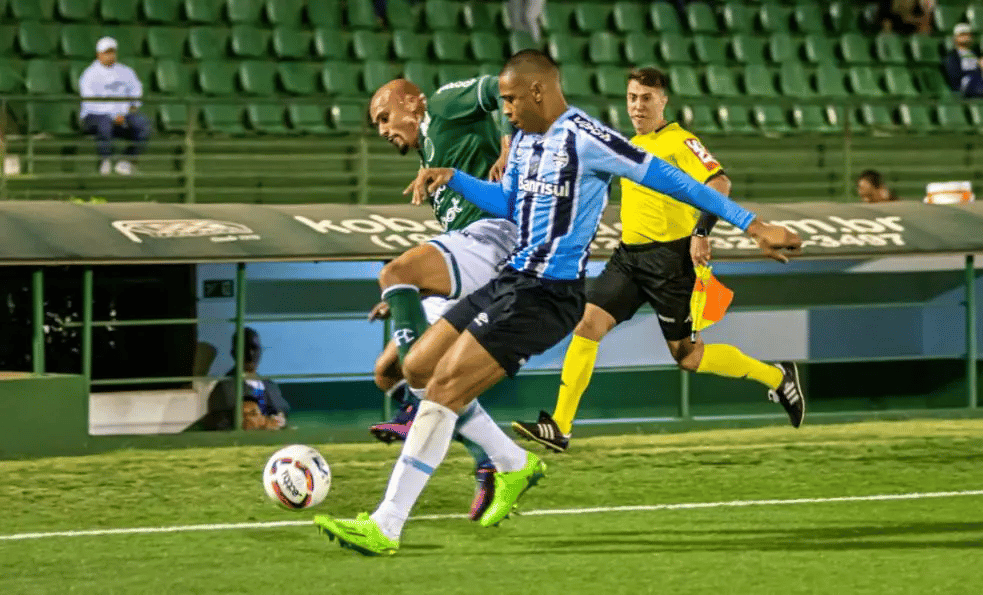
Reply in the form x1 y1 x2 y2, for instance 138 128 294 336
479 451 547 528
313 512 399 556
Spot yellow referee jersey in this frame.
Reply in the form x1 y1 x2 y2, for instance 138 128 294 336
620 122 723 244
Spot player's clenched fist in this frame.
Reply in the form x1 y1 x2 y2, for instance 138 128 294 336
745 220 803 263
403 167 456 205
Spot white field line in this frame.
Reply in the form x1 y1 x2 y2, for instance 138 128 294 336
2 489 981 542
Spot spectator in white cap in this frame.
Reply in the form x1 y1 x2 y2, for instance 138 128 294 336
944 23 983 98
79 36 151 175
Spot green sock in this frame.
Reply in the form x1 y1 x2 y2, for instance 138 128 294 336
383 285 428 363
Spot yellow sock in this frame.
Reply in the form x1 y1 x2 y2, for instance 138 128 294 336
552 334 599 435
696 344 783 390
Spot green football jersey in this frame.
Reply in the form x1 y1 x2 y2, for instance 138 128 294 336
419 75 506 231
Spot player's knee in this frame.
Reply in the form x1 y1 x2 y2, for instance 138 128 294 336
379 258 417 289
575 312 613 341
425 372 467 411
402 347 432 388
672 342 702 371
373 357 400 392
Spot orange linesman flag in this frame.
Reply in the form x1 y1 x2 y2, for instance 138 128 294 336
690 265 734 336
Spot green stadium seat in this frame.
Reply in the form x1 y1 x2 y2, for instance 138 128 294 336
605 101 632 135
404 61 437 95
142 0 180 23
0 61 24 93
228 0 263 24
967 103 983 128
313 28 347 60
201 104 246 134
25 59 65 94
188 27 229 59
321 61 360 94
239 60 275 95
436 64 474 87
792 4 825 34
155 60 194 94
883 66 917 97
792 104 839 133
560 64 592 97
624 33 657 65
743 64 777 97
874 33 906 65
753 104 791 134
574 3 610 33
28 102 77 134
347 0 380 28
147 27 186 59
508 31 537 54
934 102 971 132
470 32 504 63
908 36 942 65
815 63 849 97
265 0 304 27
858 103 895 131
385 0 416 30
667 64 701 97
933 4 963 33
658 34 692 64
197 60 237 95
247 104 290 133
705 64 739 97
184 0 219 23
18 22 58 57
768 33 795 63
722 3 753 33
277 61 317 94
57 0 96 21
897 103 934 133
915 66 952 97
230 25 268 58
424 0 458 31
353 30 391 61
827 1 860 33
363 60 399 92
594 65 625 97
693 36 728 65
463 2 503 33
1 25 17 57
804 35 836 65
778 62 813 97
575 102 603 122
287 103 331 133
10 0 47 20
839 33 874 64
158 103 190 131
847 66 883 97
331 101 367 130
679 104 721 134
968 3 983 33
67 60 87 93
588 32 620 65
717 104 755 134
542 3 574 34
433 31 468 62
105 26 144 56
478 63 501 78
392 30 427 61
685 2 717 34
758 4 791 33
127 56 154 87
612 1 644 33
549 33 589 63
271 27 310 59
306 1 341 29
61 24 100 59
649 2 682 34
732 35 767 64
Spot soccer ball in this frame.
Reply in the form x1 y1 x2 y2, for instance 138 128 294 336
262 444 332 510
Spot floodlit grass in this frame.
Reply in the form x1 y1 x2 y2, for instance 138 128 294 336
1 420 982 594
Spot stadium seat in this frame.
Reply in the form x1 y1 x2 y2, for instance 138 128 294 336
605 101 632 134
753 104 791 134
470 32 504 63
347 0 381 29
57 0 96 21
685 2 717 34
588 32 620 65
188 27 229 59
839 33 874 64
705 64 740 97
433 31 468 62
287 103 331 134
758 3 792 33
560 64 592 97
147 27 186 59
717 104 755 134
228 0 264 24
659 34 692 64
732 35 767 64
508 31 537 54
804 34 836 64
827 1 861 33
792 3 825 34
792 104 839 133
158 103 190 131
612 1 644 33
743 64 778 97
693 36 728 64
594 65 626 97
0 61 24 93
353 30 391 61
271 27 310 59
679 104 721 133
197 60 237 95
363 60 399 92
542 3 575 34
385 0 416 30
424 0 458 31
933 4 963 33
847 66 883 97
575 102 603 122
722 3 754 33
155 60 194 94
277 61 317 94
306 1 341 29
436 64 473 87
313 28 347 60
230 25 268 58
667 64 701 97
967 102 983 128
968 2 983 33
768 33 795 63
247 104 290 134
184 0 219 23
403 61 437 95
67 60 87 94
649 2 682 34
934 102 972 132
105 26 144 56
201 104 246 134
874 33 906 65
463 2 503 33
548 34 588 64
61 24 100 59
321 61 360 94
392 30 427 61
265 0 304 27
908 36 942 65
778 62 814 97
914 66 953 97
1 25 17 57
331 101 366 130
624 33 657 65
27 102 77 134
897 103 934 133
10 0 48 20
239 60 275 95
858 103 895 131
815 63 849 97
574 3 610 33
18 22 58 57
25 59 65 94
883 66 918 97
142 0 181 23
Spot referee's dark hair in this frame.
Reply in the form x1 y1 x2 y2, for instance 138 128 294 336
627 67 669 90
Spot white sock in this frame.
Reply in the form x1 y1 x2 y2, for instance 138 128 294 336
371 400 457 540
455 400 528 473
408 385 427 401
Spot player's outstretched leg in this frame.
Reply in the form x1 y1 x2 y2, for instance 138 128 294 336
511 410 569 453
767 361 806 428
314 513 399 557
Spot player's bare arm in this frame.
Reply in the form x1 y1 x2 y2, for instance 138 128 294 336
488 135 511 182
404 167 456 205
745 219 802 263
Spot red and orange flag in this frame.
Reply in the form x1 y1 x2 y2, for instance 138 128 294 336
690 265 734 338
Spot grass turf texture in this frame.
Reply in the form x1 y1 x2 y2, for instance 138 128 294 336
2 420 981 595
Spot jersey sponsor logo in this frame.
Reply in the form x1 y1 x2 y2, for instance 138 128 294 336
435 77 479 93
684 138 720 171
572 115 646 164
392 328 416 345
473 312 489 326
438 196 465 229
518 178 571 198
571 115 612 141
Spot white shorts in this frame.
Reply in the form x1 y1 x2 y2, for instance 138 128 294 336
423 218 518 324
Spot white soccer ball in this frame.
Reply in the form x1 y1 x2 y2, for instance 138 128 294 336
262 444 332 510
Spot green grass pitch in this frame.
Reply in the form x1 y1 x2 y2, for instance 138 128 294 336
2 420 982 595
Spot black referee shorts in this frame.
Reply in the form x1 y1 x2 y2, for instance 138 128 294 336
588 237 696 342
443 267 586 377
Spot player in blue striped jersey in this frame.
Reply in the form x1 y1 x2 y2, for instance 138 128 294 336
313 51 801 556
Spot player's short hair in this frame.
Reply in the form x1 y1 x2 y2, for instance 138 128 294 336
857 169 885 187
502 49 559 76
627 67 669 91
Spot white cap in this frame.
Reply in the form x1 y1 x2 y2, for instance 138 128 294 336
96 36 117 53
954 23 972 36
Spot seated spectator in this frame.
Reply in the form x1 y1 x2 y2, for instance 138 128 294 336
944 24 983 98
199 327 291 431
78 37 151 176
857 170 900 203
879 1 935 35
